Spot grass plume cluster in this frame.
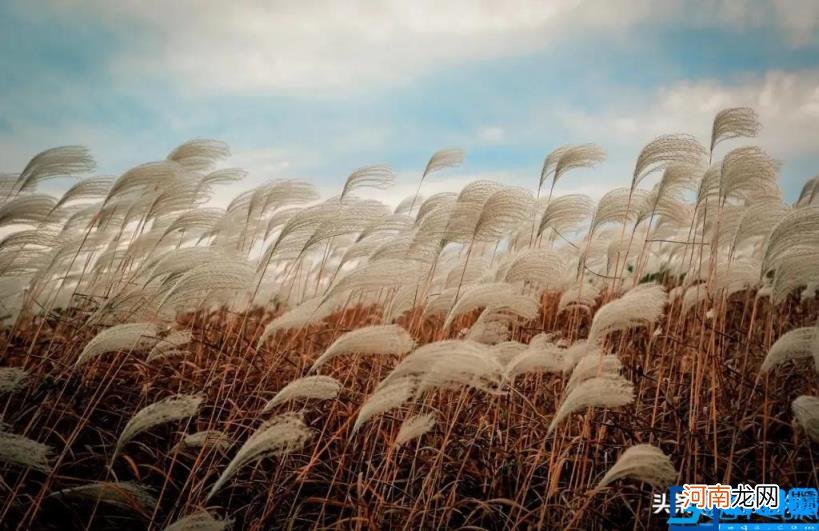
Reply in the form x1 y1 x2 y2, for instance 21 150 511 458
0 108 817 529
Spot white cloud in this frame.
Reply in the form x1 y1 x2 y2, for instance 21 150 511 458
558 70 819 161
34 0 817 95
477 126 506 144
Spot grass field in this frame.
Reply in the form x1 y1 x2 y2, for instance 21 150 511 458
0 107 817 529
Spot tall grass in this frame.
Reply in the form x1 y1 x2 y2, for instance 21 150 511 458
0 109 816 529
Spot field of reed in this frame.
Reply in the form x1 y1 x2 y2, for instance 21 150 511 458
0 107 816 529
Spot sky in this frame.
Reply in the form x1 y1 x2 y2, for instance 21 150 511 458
1 0 818 205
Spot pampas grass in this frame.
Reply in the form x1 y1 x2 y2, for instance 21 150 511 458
0 427 52 472
207 414 311 499
262 375 341 411
596 444 677 490
1 107 817 529
548 375 634 434
310 324 414 372
114 394 203 458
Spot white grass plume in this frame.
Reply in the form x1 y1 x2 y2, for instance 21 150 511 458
76 322 160 367
762 206 819 274
548 374 634 434
0 367 28 393
710 107 760 153
552 144 606 187
538 193 594 237
54 176 113 209
792 395 819 443
262 375 341 412
760 325 817 373
340 165 394 201
423 148 464 179
565 352 621 395
147 330 193 362
596 444 677 490
114 394 203 458
14 145 95 194
0 426 52 472
632 134 705 190
207 413 311 499
167 139 229 172
354 378 415 432
323 258 427 302
395 413 436 447
0 194 58 227
443 282 514 329
180 430 231 450
311 324 414 372
588 284 666 344
165 510 230 531
51 481 156 512
505 334 568 381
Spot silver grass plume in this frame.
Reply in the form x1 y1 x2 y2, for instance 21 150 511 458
423 148 464 179
167 139 230 172
0 367 28 393
538 194 594 237
53 176 113 210
447 186 534 243
395 194 424 215
503 248 567 289
596 444 677 490
165 511 230 531
354 378 415 432
0 426 52 472
310 324 415 372
0 194 57 227
710 107 760 154
797 175 818 207
114 394 203 458
771 246 819 304
588 284 666 344
105 161 182 203
180 430 231 450
147 330 193 361
539 146 569 194
792 395 819 443
76 322 160 367
14 145 95 194
395 413 436 447
340 165 394 201
590 188 649 235
262 375 341 411
760 325 818 373
719 146 780 202
323 258 427 302
207 413 312 499
155 260 256 316
415 192 457 222
558 282 600 314
257 296 344 340
632 134 706 190
565 352 621 394
548 374 634 434
443 282 513 329
552 144 606 188
505 335 569 381
762 206 819 274
51 481 156 512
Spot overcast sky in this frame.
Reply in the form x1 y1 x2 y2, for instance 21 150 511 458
1 0 818 205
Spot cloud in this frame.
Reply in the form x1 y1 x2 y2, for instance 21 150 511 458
477 126 506 144
30 1 817 95
558 69 819 160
